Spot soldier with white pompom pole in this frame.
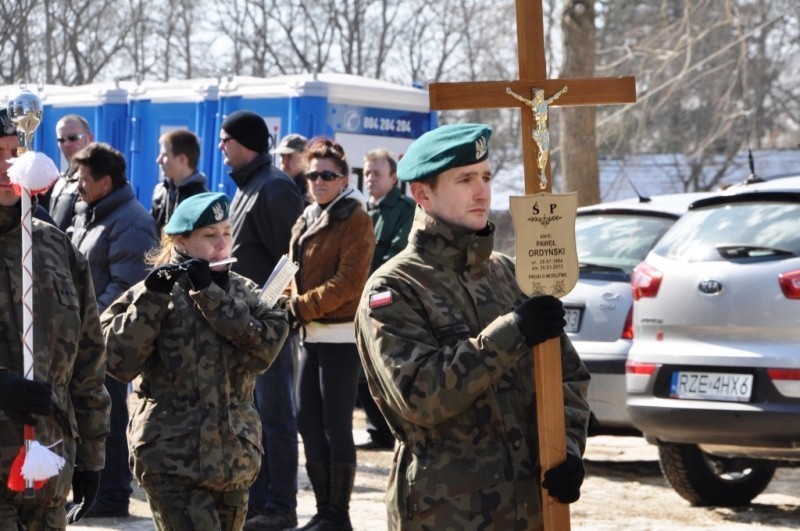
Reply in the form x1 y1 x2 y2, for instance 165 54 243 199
1 89 111 526
4 89 62 498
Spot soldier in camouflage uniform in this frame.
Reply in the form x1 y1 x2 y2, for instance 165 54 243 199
100 193 290 531
0 108 111 530
355 124 591 531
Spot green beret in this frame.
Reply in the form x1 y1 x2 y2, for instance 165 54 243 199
164 192 230 235
398 123 492 183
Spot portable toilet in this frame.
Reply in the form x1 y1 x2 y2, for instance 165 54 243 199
125 79 219 205
0 83 128 172
213 73 437 195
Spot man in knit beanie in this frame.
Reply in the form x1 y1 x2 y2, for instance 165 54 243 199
220 111 304 530
221 110 270 154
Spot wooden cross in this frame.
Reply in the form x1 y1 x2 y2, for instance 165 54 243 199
428 1 636 530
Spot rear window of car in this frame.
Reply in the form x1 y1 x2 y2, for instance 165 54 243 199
652 201 800 262
576 214 675 273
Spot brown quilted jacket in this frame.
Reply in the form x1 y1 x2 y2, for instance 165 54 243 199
289 196 375 324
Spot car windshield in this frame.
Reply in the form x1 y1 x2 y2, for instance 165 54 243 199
576 214 675 274
653 201 800 262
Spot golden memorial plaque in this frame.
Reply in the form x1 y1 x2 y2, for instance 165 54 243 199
510 192 578 298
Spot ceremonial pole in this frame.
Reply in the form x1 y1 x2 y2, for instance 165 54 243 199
6 89 61 497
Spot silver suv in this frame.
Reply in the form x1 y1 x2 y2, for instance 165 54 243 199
564 192 711 434
626 175 800 506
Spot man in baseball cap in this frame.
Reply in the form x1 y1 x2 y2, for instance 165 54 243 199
275 134 309 204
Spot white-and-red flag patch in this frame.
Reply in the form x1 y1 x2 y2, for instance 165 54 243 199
369 290 393 309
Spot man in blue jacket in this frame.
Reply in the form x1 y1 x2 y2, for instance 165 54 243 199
69 142 158 517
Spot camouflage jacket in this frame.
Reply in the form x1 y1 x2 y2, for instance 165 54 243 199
0 203 110 509
101 261 289 491
355 208 590 531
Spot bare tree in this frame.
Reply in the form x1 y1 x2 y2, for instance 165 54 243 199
42 0 135 84
1 0 796 205
330 0 401 77
0 0 40 83
597 0 799 192
559 0 600 205
399 0 474 85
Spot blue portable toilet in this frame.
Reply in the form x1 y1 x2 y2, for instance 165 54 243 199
4 74 436 209
213 73 437 196
125 79 219 205
1 83 128 172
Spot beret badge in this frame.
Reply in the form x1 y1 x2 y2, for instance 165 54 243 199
213 202 224 221
475 136 487 161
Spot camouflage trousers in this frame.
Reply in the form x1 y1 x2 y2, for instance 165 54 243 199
390 477 545 531
0 499 66 531
142 476 249 531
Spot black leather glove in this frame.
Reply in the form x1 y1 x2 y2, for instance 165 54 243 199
263 308 290 325
512 295 566 347
180 258 212 291
0 370 53 425
66 469 101 524
144 264 183 294
542 453 585 503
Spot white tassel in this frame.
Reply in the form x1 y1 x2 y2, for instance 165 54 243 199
21 440 66 481
7 151 60 194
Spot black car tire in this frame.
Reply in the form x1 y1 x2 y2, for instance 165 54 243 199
657 442 775 506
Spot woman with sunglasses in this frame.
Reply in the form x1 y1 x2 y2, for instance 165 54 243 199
284 138 375 531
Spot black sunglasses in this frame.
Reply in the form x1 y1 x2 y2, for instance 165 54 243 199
56 133 88 144
307 171 343 182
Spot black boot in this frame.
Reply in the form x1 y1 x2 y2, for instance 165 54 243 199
295 461 330 530
317 461 356 531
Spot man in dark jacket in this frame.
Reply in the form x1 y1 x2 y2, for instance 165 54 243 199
48 114 93 230
220 110 304 530
356 148 415 451
69 142 158 518
150 129 209 230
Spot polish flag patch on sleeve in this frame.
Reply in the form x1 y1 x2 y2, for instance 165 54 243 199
369 290 393 309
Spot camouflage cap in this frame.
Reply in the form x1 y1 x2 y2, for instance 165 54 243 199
397 123 492 183
0 107 17 137
164 192 230 235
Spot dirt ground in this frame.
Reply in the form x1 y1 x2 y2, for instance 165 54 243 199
71 410 800 531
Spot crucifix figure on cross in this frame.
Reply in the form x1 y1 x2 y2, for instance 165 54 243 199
506 86 568 188
429 1 636 529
